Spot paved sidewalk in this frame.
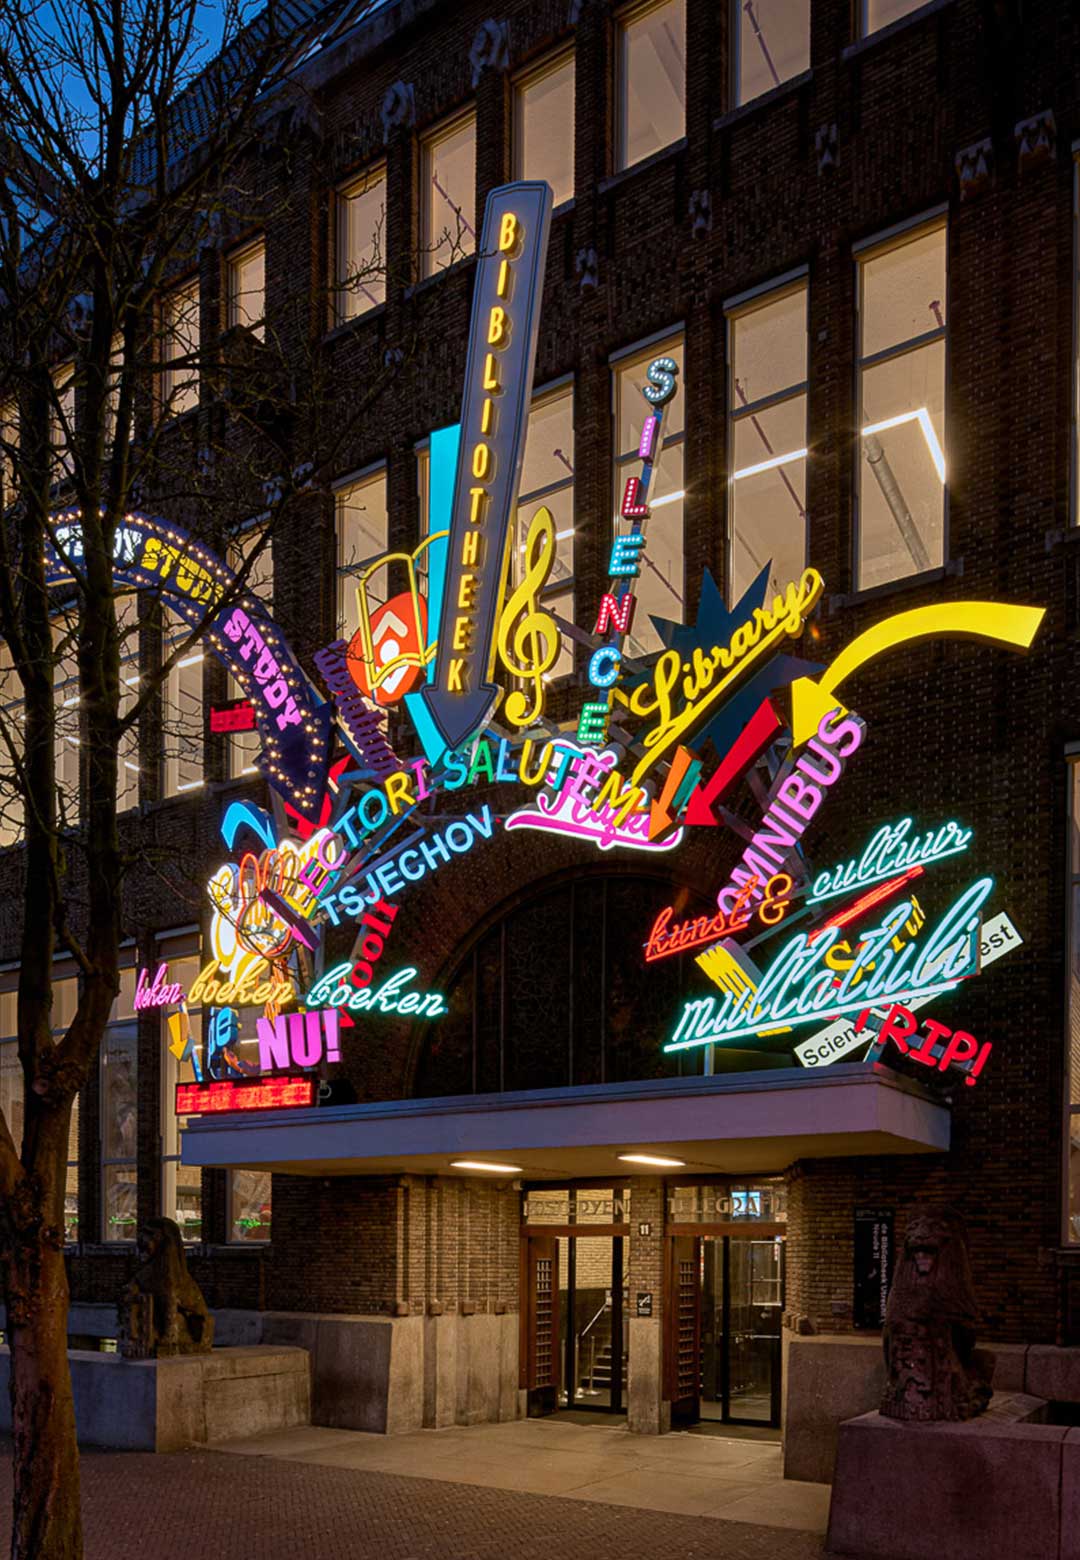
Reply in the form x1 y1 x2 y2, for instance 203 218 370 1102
215 1415 831 1532
0 1444 832 1560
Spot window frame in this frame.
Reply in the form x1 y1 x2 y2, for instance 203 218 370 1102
334 462 390 640
614 0 687 174
334 164 387 325
161 611 205 797
99 964 138 1244
512 49 576 211
158 936 204 1244
226 237 266 340
731 0 811 110
160 277 201 419
418 108 478 281
853 212 949 593
515 377 576 681
725 274 809 604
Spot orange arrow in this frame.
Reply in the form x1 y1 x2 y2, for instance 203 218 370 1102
648 747 700 841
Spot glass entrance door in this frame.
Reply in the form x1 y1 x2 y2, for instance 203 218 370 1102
557 1235 627 1412
700 1235 784 1426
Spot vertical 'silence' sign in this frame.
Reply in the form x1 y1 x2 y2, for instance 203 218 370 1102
418 182 553 752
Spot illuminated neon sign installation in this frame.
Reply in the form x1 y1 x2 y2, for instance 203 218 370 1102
320 806 495 919
134 964 184 1010
716 709 864 915
856 1003 992 1086
663 878 994 1053
495 505 561 730
794 909 1021 1068
579 355 681 746
46 511 332 817
504 744 684 853
809 817 972 904
787 600 1045 746
210 698 257 734
257 1009 342 1071
618 567 824 788
176 1077 315 1114
187 959 297 1009
416 182 553 753
304 965 448 1017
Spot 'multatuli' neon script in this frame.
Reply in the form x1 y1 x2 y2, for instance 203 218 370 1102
664 877 994 1053
809 816 973 904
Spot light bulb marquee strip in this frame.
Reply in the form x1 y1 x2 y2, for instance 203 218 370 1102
46 510 331 819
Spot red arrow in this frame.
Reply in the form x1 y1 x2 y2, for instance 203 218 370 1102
683 698 783 826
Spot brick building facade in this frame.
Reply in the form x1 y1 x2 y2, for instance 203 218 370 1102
7 0 1080 1454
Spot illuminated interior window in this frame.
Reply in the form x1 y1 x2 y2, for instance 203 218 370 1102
735 0 809 107
1067 758 1080 1243
336 467 389 639
116 592 141 812
727 279 808 603
0 641 24 847
227 239 266 340
856 219 947 590
101 967 138 1242
420 111 477 279
161 279 200 418
0 398 18 509
862 0 929 36
160 949 203 1242
230 1166 271 1243
616 0 686 172
53 610 80 826
51 363 75 486
336 166 386 322
0 977 80 1239
226 527 273 779
611 334 685 656
515 382 575 679
104 332 123 452
514 52 575 209
162 609 204 797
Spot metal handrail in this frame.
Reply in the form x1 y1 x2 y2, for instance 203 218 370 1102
579 1302 608 1341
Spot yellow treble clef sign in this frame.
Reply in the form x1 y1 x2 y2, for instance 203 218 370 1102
496 505 562 729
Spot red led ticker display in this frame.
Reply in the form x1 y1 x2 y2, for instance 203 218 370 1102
209 698 258 734
176 1077 315 1115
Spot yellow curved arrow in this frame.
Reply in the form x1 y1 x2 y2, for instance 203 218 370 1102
789 601 1045 746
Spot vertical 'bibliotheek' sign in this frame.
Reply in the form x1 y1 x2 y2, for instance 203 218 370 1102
416 181 553 752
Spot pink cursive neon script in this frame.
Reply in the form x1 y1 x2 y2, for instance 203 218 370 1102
134 964 184 1010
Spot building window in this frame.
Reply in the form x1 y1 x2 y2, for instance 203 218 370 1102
160 949 203 1241
861 0 927 36
52 364 75 486
0 642 24 847
616 0 686 172
226 527 273 779
226 239 265 339
101 967 137 1242
727 279 808 603
612 335 685 656
230 1170 271 1243
0 399 18 508
336 166 387 322
0 978 81 1240
161 279 200 418
516 383 575 679
856 218 947 591
162 611 204 796
514 53 575 209
53 612 80 825
420 111 476 279
735 0 809 107
336 467 389 638
117 593 141 812
105 333 123 452
1068 756 1080 1241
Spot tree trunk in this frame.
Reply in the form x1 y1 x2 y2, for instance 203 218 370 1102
5 1235 83 1560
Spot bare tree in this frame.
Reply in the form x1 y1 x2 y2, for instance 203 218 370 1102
0 0 414 1552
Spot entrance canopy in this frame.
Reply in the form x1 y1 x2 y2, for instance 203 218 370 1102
181 1062 949 1178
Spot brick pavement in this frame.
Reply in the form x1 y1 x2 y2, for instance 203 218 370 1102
0 1449 833 1560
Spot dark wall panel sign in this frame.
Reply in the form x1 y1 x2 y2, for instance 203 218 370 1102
854 1208 893 1329
636 1292 653 1318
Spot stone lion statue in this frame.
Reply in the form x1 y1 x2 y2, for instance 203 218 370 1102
881 1205 993 1422
118 1217 214 1360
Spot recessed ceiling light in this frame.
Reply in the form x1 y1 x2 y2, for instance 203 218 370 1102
617 1153 686 1168
450 1159 524 1174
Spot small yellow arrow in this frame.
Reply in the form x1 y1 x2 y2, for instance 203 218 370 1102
789 601 1045 746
